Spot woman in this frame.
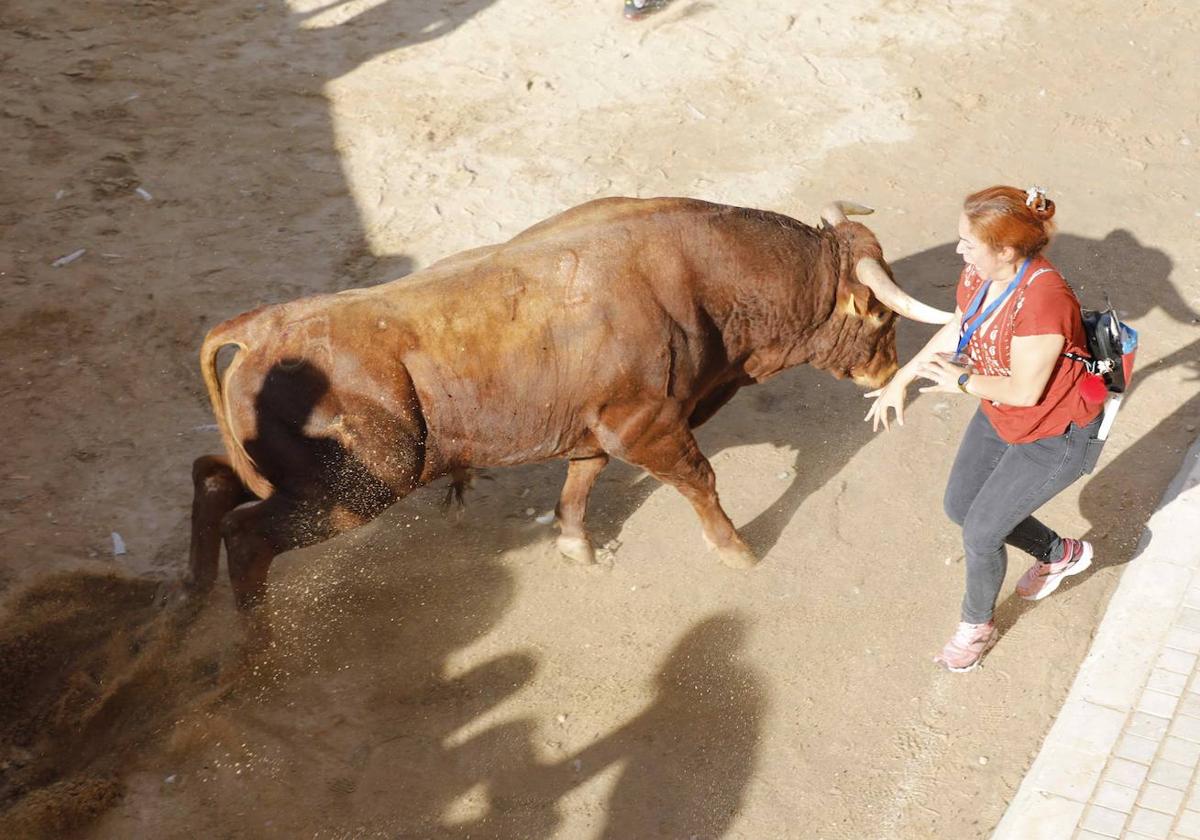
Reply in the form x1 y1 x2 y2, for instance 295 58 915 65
866 185 1105 672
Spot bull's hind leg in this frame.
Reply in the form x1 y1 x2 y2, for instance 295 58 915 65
221 491 403 611
622 424 756 569
221 495 349 611
555 455 609 564
221 495 308 612
187 455 253 593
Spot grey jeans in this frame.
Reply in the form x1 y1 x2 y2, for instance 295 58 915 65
944 408 1104 624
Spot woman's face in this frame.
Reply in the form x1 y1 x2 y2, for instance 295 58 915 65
956 213 1014 280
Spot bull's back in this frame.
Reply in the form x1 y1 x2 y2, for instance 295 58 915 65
208 196 777 478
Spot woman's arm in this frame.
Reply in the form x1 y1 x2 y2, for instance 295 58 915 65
917 333 1065 406
864 310 963 431
891 312 963 389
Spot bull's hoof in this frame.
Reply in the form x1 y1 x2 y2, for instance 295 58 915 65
157 578 193 609
717 545 759 569
557 535 596 565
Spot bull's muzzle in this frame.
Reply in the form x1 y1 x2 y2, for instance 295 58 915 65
852 359 900 390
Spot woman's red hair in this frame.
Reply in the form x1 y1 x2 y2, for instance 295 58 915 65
963 186 1057 258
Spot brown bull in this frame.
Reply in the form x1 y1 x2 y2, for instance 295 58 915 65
188 197 950 608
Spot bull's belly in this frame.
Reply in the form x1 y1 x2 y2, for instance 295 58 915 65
421 416 600 476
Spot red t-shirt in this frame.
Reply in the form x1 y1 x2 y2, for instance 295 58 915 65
954 256 1099 444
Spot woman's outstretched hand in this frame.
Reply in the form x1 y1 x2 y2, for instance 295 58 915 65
864 376 908 432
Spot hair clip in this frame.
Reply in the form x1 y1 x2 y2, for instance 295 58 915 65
1025 185 1047 208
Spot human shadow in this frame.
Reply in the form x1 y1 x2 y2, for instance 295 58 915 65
242 360 399 523
552 613 764 839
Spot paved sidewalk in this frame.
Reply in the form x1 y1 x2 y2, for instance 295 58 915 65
994 435 1200 840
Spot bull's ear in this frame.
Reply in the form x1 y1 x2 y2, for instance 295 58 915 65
838 285 872 319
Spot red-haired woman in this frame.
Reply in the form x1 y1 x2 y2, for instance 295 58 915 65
866 186 1105 672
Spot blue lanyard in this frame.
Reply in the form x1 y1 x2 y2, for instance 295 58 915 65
956 258 1032 355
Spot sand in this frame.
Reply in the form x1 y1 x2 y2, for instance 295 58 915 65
1 0 1198 837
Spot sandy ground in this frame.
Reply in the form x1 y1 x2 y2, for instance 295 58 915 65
2 0 1199 837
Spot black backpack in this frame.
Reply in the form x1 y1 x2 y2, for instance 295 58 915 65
1063 303 1139 395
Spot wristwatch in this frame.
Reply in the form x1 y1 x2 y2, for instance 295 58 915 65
957 372 972 394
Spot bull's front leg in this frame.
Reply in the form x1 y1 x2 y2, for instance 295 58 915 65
617 421 757 569
555 454 609 564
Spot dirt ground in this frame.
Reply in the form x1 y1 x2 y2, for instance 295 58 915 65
2 0 1199 837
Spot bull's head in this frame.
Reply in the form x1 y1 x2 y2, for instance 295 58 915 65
821 201 952 389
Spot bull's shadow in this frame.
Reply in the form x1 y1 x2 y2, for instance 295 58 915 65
458 228 1187 568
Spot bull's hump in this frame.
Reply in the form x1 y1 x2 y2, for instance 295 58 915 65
364 196 734 296
508 196 715 243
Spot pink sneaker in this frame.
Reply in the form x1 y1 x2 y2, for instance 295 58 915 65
933 621 999 672
1016 539 1093 601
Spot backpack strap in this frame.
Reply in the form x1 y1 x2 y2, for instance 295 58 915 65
1062 350 1102 374
1026 267 1056 285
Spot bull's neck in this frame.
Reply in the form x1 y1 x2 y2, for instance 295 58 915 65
707 225 844 380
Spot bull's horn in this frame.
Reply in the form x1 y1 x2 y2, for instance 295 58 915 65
821 201 875 227
855 257 955 324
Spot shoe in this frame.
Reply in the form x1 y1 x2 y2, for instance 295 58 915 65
623 0 667 20
933 621 998 672
1015 538 1093 601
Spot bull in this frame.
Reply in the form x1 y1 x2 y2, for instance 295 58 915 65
188 197 950 608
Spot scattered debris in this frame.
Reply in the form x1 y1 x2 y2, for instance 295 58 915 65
193 423 219 432
978 756 989 766
111 531 127 556
54 189 66 200
51 248 86 268
524 507 536 517
164 775 176 784
534 510 555 525
686 102 707 120
134 186 153 201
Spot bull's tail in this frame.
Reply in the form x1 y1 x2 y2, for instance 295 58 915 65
200 324 274 500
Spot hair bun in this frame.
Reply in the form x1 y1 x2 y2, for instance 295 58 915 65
1025 185 1055 221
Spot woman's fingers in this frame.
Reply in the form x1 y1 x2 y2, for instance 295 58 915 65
865 397 902 432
